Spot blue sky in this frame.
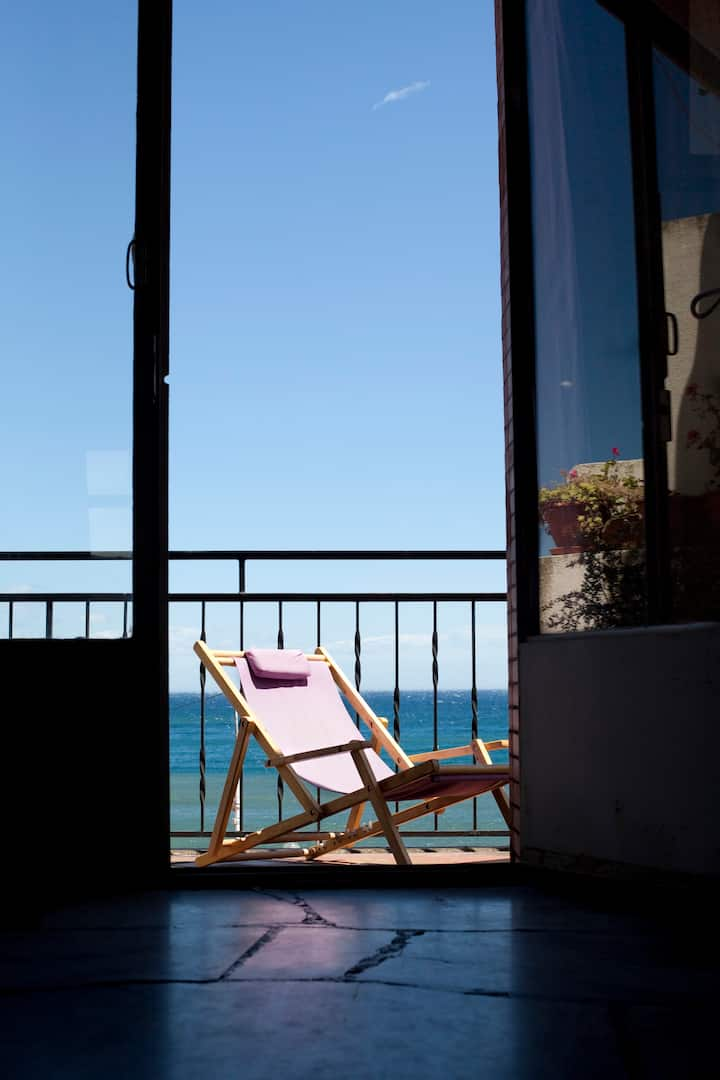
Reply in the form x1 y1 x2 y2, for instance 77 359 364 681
1 2 507 688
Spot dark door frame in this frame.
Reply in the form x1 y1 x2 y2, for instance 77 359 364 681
130 0 173 883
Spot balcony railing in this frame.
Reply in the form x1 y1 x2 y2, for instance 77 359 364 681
0 549 509 846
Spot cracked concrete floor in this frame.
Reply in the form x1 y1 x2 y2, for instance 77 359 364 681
2 883 719 1078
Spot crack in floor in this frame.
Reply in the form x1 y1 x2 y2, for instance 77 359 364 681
344 929 425 977
251 889 336 926
219 926 282 979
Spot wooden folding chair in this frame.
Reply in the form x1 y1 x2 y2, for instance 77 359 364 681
194 643 511 867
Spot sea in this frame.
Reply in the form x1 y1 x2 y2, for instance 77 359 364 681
171 689 510 849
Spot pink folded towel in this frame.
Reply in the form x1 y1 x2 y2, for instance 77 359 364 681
244 648 312 682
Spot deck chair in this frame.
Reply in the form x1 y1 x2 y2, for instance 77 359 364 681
194 643 512 867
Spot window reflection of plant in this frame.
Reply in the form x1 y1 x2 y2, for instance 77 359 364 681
539 451 644 549
540 449 646 631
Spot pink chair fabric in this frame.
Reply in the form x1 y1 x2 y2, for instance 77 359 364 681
235 656 394 793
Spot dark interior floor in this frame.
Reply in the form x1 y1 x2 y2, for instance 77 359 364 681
2 873 719 1079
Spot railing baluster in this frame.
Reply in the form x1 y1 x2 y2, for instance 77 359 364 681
432 602 439 751
393 601 401 746
394 600 401 811
8 600 13 639
238 559 245 651
316 599 322 828
235 562 245 832
432 601 439 830
277 772 284 823
45 600 53 640
276 600 285 819
122 600 129 638
85 600 91 639
199 601 207 834
354 601 361 728
471 600 478 830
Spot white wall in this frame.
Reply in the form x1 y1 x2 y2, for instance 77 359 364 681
519 623 720 875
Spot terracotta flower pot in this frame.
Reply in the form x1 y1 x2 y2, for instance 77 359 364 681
541 503 587 553
542 501 644 553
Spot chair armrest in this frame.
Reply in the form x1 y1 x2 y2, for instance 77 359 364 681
409 743 475 764
409 738 509 764
267 739 373 768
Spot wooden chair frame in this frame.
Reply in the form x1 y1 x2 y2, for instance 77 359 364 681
194 642 511 867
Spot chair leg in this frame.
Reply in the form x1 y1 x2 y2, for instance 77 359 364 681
206 721 252 858
351 748 411 866
492 786 512 829
472 737 513 830
344 801 366 844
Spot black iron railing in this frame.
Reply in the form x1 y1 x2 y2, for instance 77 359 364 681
0 550 508 845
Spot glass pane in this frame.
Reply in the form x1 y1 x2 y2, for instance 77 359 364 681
527 0 647 633
653 46 720 621
0 4 136 635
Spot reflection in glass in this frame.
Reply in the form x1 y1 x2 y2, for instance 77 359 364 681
0 5 136 628
654 48 720 621
526 0 646 632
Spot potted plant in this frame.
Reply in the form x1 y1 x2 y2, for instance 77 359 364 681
539 450 644 554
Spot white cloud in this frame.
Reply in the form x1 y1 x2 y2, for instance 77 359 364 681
327 626 505 653
373 80 430 111
327 632 432 651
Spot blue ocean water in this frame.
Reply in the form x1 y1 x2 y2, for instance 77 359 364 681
171 689 510 847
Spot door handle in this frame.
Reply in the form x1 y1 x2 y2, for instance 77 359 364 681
665 311 678 355
125 236 135 290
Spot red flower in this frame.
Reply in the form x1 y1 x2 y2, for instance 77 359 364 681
568 469 578 479
687 429 700 445
612 447 620 456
